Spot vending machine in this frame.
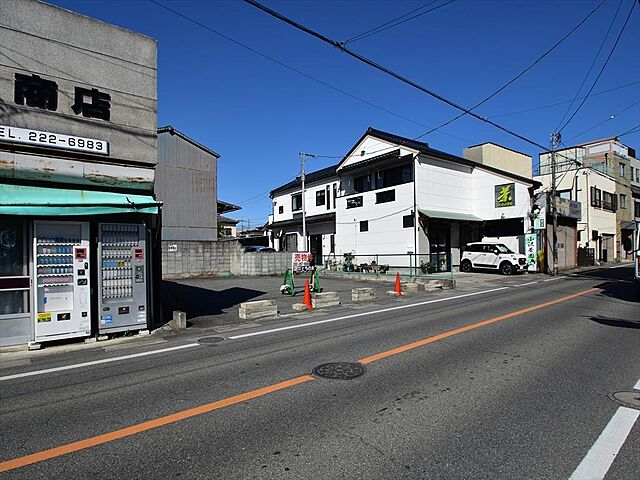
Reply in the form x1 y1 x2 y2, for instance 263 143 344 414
34 221 91 342
98 223 148 333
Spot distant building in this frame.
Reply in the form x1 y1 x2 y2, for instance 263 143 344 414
537 137 638 262
218 215 240 237
268 128 540 271
217 200 241 237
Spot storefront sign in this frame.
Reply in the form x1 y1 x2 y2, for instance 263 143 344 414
292 252 314 273
525 233 537 272
554 197 582 220
495 183 515 208
14 73 111 121
533 205 546 230
37 313 52 323
0 125 108 155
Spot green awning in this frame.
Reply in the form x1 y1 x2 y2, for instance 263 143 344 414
0 183 160 216
418 208 482 222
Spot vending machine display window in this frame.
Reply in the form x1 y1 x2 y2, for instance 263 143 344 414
33 221 91 341
98 223 148 333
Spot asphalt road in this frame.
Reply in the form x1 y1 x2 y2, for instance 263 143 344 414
1 266 639 479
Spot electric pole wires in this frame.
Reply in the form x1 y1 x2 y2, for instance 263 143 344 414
343 0 456 45
557 0 637 134
419 0 607 139
243 0 577 154
555 0 625 131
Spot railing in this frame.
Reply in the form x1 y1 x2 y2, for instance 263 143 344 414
320 253 454 280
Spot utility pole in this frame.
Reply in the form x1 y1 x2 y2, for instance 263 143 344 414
550 132 561 276
299 152 317 252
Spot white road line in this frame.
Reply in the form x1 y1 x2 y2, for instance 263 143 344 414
634 378 640 391
518 281 539 287
229 287 510 340
569 406 639 480
607 263 633 269
542 277 563 282
0 343 200 382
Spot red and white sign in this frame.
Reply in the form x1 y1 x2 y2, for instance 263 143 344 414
292 252 313 273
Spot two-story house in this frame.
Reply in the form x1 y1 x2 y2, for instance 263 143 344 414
269 164 339 263
268 128 540 272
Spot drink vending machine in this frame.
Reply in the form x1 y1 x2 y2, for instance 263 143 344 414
98 223 148 333
34 221 91 342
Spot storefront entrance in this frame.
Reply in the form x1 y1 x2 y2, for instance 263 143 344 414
0 218 31 346
428 222 451 272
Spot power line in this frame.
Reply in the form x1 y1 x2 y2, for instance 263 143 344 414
149 0 476 144
487 81 639 119
243 0 567 153
555 0 624 130
565 100 640 142
344 1 438 44
617 123 640 137
418 0 607 139
557 0 637 133
344 0 455 45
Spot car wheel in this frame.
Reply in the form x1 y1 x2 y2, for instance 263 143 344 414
460 259 472 273
500 261 513 275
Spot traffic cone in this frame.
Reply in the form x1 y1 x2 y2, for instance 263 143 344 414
394 272 403 296
303 280 314 309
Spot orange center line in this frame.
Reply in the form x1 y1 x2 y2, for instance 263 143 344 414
0 286 600 473
358 287 599 365
0 375 314 473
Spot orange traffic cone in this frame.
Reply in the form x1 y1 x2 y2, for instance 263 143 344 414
303 280 314 309
394 272 403 296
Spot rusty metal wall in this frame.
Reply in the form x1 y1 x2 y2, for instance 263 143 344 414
156 130 218 241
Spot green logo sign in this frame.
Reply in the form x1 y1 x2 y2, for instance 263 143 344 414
495 183 515 208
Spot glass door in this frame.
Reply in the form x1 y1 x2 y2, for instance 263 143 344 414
0 218 31 346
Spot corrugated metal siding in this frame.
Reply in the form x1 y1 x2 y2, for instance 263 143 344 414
156 132 217 240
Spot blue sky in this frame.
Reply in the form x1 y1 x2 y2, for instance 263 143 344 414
50 0 640 227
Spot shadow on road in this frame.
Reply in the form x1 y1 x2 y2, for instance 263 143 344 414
161 281 265 320
589 315 640 329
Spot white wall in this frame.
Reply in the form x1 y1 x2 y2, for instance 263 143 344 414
271 178 338 224
335 182 414 265
339 136 417 170
415 156 473 213
535 168 617 259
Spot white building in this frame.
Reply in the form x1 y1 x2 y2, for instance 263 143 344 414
268 128 540 272
537 137 639 262
269 164 339 260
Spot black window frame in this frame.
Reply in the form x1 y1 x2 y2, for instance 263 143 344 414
278 205 284 214
590 187 602 208
376 189 395 204
359 220 369 232
346 196 363 209
402 214 414 228
316 189 325 207
291 193 302 212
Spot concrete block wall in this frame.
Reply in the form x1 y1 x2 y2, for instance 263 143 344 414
162 239 291 278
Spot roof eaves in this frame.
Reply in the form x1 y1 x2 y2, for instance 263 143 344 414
158 125 221 158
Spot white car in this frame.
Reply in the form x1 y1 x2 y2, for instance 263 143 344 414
461 242 527 275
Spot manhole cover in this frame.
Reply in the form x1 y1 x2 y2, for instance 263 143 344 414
610 391 640 410
197 336 224 345
312 362 366 380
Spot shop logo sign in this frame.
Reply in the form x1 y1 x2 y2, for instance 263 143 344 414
495 183 515 208
14 73 111 121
